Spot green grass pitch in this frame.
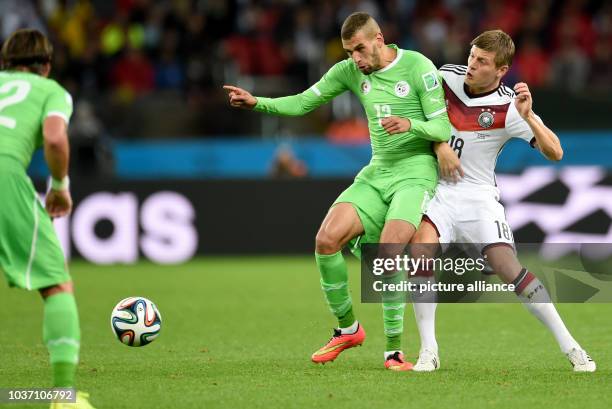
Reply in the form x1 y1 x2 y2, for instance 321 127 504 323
1 256 610 409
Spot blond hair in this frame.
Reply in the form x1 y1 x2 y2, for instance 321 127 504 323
470 30 515 67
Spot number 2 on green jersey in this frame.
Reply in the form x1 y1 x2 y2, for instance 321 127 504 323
0 80 32 129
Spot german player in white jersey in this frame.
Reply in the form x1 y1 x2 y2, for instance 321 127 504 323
409 30 596 373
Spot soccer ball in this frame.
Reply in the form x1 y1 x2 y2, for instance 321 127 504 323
110 297 162 347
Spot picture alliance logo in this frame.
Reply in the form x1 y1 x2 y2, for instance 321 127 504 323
48 191 198 264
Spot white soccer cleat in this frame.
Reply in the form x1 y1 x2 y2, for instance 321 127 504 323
566 348 596 372
413 348 440 372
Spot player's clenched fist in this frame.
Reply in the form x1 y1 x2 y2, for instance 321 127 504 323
513 82 533 119
223 85 258 109
45 189 73 218
380 116 412 135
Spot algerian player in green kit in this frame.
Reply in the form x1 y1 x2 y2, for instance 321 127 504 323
0 30 96 408
224 12 450 370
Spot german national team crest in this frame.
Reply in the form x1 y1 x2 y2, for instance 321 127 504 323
478 109 495 128
360 79 371 95
394 81 410 97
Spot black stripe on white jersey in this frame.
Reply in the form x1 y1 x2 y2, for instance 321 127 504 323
497 88 511 98
442 64 467 70
440 66 467 75
440 64 467 73
499 85 515 98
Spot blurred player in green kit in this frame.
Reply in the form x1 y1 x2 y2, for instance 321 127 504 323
225 12 450 370
0 29 95 408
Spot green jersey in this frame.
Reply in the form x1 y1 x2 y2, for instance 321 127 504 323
0 71 73 291
254 45 450 159
0 71 73 169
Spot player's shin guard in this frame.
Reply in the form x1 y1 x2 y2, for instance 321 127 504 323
316 251 355 328
43 292 81 387
381 271 406 351
513 268 580 353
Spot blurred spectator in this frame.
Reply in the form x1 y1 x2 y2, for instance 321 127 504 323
550 37 590 93
49 0 93 58
69 100 114 177
479 0 522 37
1 0 46 39
589 38 611 89
326 117 370 144
270 145 308 179
440 13 472 65
155 29 184 89
517 3 549 44
111 47 155 100
337 0 381 24
100 11 129 56
514 36 550 87
552 0 597 56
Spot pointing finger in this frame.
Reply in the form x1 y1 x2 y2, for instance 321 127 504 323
223 85 241 92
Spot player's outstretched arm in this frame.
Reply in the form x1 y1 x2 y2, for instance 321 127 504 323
223 61 349 117
223 83 336 116
43 116 73 217
514 82 563 161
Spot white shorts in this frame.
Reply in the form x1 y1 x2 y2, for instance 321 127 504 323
424 183 515 254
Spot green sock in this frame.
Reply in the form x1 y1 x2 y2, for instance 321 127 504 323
52 362 77 388
382 302 405 350
43 292 80 387
315 251 355 328
338 307 356 329
382 271 406 351
385 335 402 351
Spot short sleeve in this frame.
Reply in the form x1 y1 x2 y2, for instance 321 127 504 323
505 102 540 147
43 83 73 125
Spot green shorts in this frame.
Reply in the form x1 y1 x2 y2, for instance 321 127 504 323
333 154 438 254
0 157 69 290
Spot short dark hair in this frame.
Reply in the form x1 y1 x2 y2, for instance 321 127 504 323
1 29 53 74
341 12 374 40
470 30 515 67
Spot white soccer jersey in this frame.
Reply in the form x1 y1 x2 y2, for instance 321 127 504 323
424 65 542 249
438 64 538 192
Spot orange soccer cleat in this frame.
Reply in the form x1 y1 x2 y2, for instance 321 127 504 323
384 351 414 371
311 324 366 364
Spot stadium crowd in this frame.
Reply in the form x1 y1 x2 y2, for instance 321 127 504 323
1 0 609 137
3 0 610 97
